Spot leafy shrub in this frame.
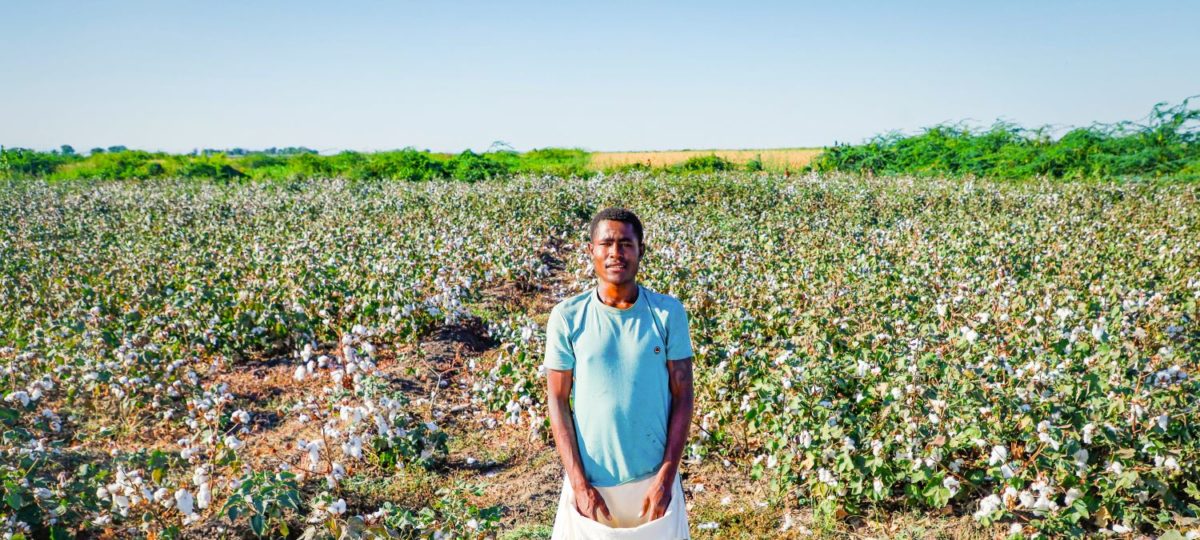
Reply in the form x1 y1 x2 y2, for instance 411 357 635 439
746 153 765 172
448 150 510 182
672 154 736 173
178 155 246 180
517 147 593 177
812 97 1200 180
353 149 446 181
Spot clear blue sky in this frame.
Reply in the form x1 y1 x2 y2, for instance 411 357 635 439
3 0 1198 153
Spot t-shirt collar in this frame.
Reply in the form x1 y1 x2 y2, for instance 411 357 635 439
592 284 643 316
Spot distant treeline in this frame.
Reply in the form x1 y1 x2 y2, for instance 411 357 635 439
810 98 1200 181
0 143 776 181
0 146 602 182
4 98 1197 181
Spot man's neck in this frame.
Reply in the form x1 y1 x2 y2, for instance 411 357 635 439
596 280 639 310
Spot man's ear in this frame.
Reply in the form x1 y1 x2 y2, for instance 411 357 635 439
638 242 646 258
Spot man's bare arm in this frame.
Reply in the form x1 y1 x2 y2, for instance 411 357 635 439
660 357 694 481
641 357 694 520
547 368 612 522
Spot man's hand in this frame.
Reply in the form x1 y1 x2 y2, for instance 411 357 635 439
639 472 673 522
574 483 613 523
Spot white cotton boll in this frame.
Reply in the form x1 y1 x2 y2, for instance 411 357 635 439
1000 464 1015 479
231 410 250 424
1033 494 1057 512
154 487 171 505
1157 414 1170 431
331 370 345 384
798 430 812 448
873 478 884 495
1038 432 1060 451
175 489 194 515
293 365 307 382
224 435 243 449
343 436 363 460
989 445 1008 466
307 441 322 468
974 494 1002 519
196 483 211 509
943 477 960 497
330 498 347 515
1083 423 1095 444
960 326 978 344
1064 487 1082 506
1074 449 1089 469
193 466 210 486
1112 523 1131 534
306 360 315 374
4 391 30 407
332 462 346 479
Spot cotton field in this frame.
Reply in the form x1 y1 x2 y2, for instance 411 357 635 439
0 174 1197 538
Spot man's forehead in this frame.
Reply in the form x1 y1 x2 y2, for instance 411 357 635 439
593 220 636 239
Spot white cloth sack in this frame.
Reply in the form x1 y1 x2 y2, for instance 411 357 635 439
550 473 690 540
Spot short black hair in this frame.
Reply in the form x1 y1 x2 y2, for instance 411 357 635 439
589 207 644 245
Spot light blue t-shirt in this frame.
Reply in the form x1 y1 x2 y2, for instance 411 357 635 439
544 285 693 487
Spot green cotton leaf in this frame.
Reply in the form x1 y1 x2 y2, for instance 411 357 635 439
1158 531 1185 540
5 491 22 510
250 514 265 537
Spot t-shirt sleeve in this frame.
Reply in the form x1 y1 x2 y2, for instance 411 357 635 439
666 301 694 361
543 307 575 371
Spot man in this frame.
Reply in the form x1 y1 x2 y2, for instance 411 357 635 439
545 208 694 538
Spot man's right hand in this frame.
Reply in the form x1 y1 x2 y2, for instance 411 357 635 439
573 483 613 523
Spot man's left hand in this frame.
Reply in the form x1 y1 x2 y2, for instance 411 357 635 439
639 472 673 522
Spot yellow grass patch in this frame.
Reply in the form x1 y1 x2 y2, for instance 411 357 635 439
590 148 822 171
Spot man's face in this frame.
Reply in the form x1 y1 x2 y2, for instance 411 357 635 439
589 220 643 286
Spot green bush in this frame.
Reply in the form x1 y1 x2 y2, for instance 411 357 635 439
447 150 509 182
178 155 246 180
353 149 446 181
811 97 1200 180
1 147 79 177
51 150 158 180
672 154 736 173
517 147 592 177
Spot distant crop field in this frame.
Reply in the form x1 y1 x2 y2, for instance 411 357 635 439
590 148 822 171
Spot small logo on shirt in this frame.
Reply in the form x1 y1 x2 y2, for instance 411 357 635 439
654 346 661 355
